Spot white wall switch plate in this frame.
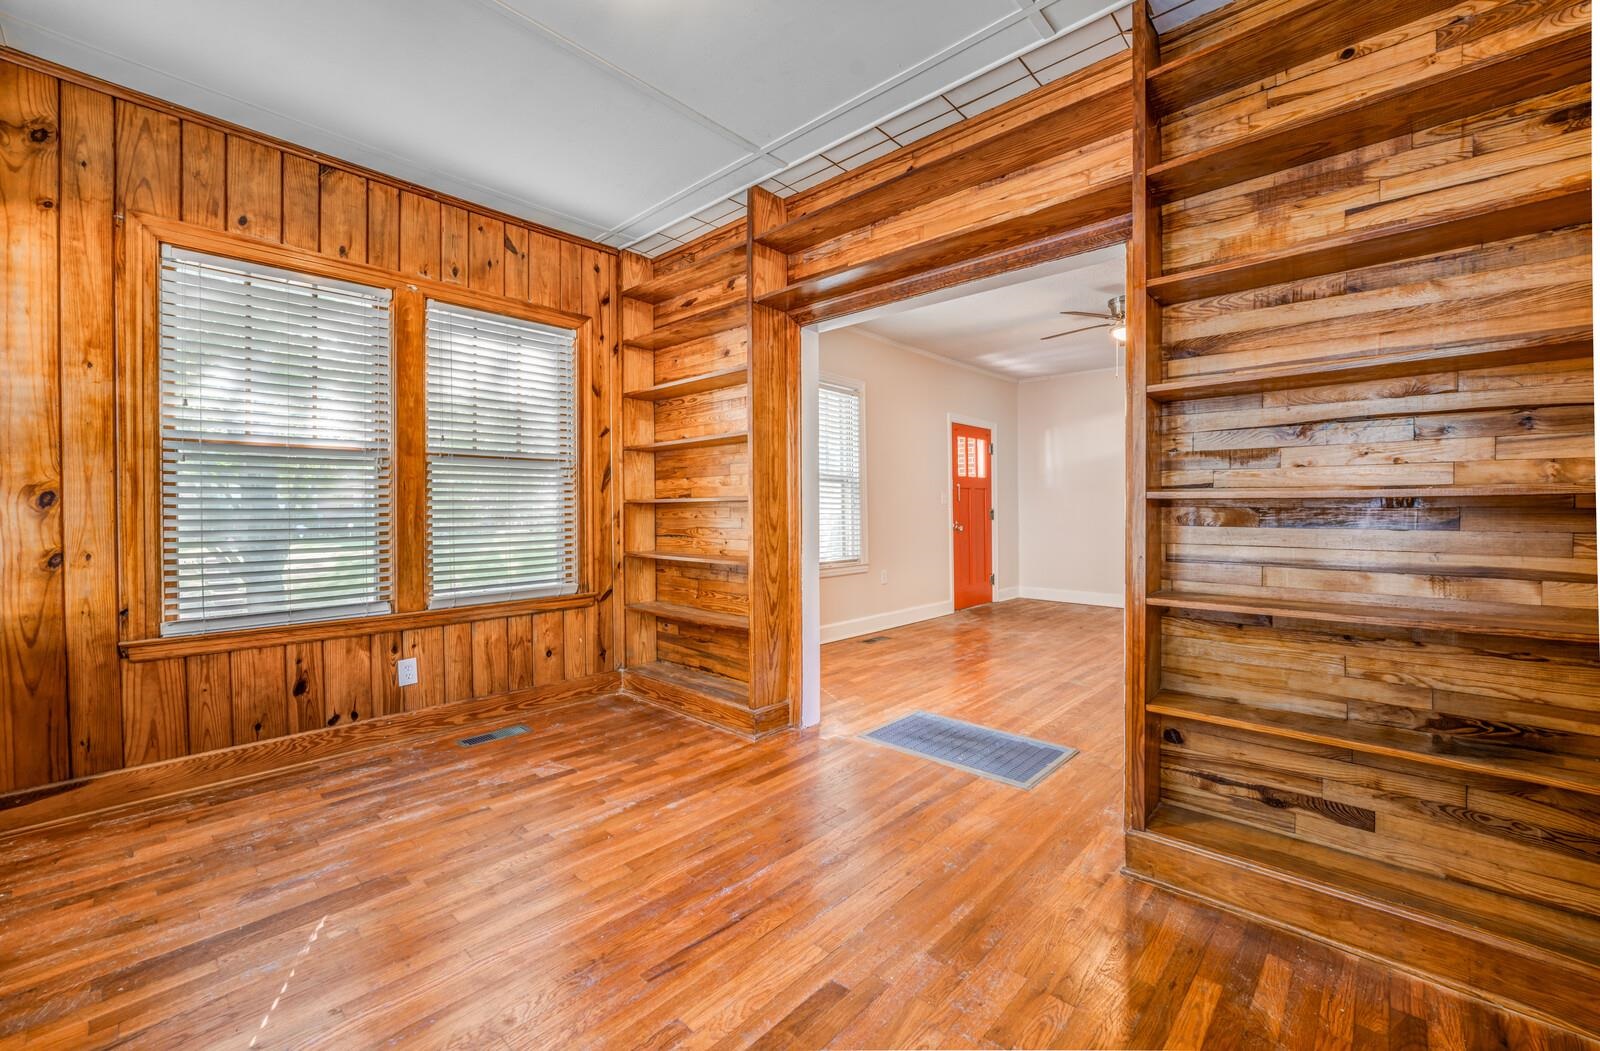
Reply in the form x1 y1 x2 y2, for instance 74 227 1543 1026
397 657 418 687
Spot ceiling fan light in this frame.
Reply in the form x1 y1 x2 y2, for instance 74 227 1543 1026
1110 323 1127 343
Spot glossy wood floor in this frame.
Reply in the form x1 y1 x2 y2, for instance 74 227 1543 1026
0 600 1592 1049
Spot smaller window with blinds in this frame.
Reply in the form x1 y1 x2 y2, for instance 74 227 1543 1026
158 246 395 635
426 301 579 607
818 376 865 572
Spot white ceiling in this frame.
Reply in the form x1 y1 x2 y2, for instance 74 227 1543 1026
0 0 1224 250
843 244 1128 381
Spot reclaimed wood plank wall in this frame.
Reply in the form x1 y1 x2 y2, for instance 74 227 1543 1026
0 52 621 796
1126 0 1598 1029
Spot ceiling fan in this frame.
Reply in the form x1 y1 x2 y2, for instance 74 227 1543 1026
1040 294 1126 343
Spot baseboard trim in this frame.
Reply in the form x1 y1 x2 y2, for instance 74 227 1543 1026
821 600 954 643
0 671 622 840
1017 586 1124 608
1125 828 1600 1039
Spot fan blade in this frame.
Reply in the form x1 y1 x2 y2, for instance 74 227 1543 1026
1039 322 1109 341
1057 310 1110 318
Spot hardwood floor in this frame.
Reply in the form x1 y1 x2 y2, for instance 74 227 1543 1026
0 599 1591 1049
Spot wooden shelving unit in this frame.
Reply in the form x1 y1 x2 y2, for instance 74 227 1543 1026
622 301 746 352
617 209 793 738
1144 0 1462 113
624 601 749 631
1146 328 1592 400
1147 187 1590 303
619 243 746 304
622 431 748 453
623 366 749 401
1148 590 1599 644
624 496 749 506
1147 484 1596 500
1149 692 1600 796
1148 25 1590 201
1124 0 1600 1028
1137 806 1600 977
624 550 749 568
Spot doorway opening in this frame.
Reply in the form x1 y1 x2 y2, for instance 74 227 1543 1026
800 243 1130 728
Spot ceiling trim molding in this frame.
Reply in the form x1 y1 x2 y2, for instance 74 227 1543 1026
608 0 1125 247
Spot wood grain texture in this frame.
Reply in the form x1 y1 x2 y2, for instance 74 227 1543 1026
1127 0 1598 1027
0 61 67 794
0 603 1589 1046
0 56 620 796
59 82 121 778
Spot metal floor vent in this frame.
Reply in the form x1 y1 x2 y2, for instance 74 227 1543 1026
458 725 529 747
860 635 891 644
862 711 1076 789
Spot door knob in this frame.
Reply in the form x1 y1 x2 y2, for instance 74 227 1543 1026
952 522 964 532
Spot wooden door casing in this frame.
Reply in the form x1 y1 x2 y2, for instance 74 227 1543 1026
951 423 993 611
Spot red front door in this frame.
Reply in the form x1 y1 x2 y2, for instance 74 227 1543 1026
951 423 993 611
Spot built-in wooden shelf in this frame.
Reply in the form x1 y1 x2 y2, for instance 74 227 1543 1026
623 367 749 402
1150 692 1600 798
621 244 746 305
627 659 749 707
1147 188 1591 304
755 178 1130 314
757 86 1125 254
1150 27 1590 201
624 496 749 506
1147 328 1593 402
624 550 749 569
1147 590 1600 644
626 601 749 631
622 301 745 352
624 431 749 453
1139 805 1600 973
1148 484 1596 501
1146 0 1460 114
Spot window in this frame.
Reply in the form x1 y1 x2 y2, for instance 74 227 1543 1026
425 301 579 607
818 377 865 569
158 246 394 635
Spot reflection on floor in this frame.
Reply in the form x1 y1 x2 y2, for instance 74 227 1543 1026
0 599 1587 1048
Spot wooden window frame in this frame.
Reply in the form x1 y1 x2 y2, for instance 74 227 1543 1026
117 213 596 658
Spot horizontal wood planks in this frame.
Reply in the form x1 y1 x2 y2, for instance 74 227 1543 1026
0 50 619 802
1126 0 1599 1024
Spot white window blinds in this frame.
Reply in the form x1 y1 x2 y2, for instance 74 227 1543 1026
158 246 394 636
425 301 579 607
818 379 864 566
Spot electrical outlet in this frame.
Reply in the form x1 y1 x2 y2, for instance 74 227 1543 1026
397 657 418 687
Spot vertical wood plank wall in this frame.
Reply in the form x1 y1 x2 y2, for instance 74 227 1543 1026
1123 0 1599 1032
0 53 620 797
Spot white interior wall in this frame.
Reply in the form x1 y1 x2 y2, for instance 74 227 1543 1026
817 328 1020 642
1017 369 1126 606
814 327 1127 643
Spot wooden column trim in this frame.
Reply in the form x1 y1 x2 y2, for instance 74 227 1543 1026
1124 0 1163 831
391 288 427 613
747 188 801 725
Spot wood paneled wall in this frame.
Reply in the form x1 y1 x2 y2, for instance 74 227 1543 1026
0 51 620 799
1124 0 1598 1032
